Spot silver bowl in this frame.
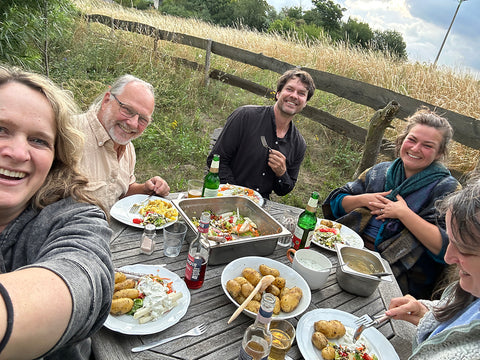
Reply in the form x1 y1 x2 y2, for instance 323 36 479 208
335 244 392 297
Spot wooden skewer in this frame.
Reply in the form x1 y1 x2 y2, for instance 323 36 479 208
227 275 275 324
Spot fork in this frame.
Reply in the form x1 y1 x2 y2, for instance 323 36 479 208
353 313 390 342
260 136 272 152
128 193 154 214
131 323 207 352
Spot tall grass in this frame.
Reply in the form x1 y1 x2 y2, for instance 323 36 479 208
55 0 480 208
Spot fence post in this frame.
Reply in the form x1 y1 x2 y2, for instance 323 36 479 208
204 39 212 86
110 16 115 37
153 28 159 53
354 100 400 178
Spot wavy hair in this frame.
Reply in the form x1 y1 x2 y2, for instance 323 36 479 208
395 106 453 162
434 174 480 322
276 69 315 101
0 65 106 213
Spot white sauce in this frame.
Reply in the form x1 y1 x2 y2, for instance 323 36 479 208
136 277 175 321
299 258 327 271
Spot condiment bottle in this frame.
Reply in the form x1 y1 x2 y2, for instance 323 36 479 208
202 154 220 197
239 293 276 360
140 224 156 255
184 212 210 289
292 191 319 250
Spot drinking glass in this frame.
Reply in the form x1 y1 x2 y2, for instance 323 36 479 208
278 209 297 247
163 222 188 257
268 319 296 360
187 179 203 198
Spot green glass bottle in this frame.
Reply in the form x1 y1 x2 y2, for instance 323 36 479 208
202 154 220 198
292 191 319 250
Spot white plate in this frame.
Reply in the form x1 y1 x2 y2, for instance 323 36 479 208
218 184 264 207
311 218 364 252
104 264 190 335
110 194 178 230
221 256 311 320
297 308 399 360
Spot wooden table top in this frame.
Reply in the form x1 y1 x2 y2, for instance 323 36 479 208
92 194 415 360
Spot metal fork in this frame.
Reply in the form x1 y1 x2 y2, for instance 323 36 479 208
353 313 390 342
131 323 207 352
128 193 154 214
260 136 272 152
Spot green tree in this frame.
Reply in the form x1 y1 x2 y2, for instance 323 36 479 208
342 17 374 48
0 0 75 74
303 0 345 40
232 0 272 31
372 29 407 59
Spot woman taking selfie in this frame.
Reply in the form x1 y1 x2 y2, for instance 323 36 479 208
0 65 113 359
322 107 461 299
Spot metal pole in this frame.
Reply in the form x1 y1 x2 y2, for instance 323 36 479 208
433 0 467 67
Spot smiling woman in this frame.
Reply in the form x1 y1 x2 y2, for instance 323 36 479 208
0 65 114 360
322 106 461 300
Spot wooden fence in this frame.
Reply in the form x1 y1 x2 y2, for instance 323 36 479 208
84 14 480 169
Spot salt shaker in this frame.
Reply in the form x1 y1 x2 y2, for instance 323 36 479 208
140 224 156 255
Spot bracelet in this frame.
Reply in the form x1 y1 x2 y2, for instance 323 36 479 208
0 283 14 353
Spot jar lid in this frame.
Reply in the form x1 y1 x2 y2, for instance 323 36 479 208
144 224 156 231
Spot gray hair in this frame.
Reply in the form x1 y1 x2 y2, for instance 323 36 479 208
89 74 155 113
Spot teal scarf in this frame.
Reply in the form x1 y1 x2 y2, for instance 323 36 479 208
384 158 450 200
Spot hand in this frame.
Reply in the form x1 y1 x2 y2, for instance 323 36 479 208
145 176 170 197
385 294 428 326
267 149 287 177
370 194 409 220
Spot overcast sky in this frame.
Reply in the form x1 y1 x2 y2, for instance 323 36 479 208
267 0 479 78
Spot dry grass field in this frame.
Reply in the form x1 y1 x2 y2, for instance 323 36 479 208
70 0 480 207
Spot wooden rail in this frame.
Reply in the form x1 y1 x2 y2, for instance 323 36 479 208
84 13 480 157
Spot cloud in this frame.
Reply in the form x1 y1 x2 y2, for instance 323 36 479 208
267 0 480 76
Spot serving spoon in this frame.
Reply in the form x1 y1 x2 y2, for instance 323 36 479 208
227 275 275 324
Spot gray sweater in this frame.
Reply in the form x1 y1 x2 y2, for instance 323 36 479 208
0 198 114 359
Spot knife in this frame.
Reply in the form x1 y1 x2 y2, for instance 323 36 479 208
260 136 272 152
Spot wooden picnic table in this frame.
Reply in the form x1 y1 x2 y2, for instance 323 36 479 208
92 193 415 360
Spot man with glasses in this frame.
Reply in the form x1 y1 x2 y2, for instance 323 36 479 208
77 74 170 210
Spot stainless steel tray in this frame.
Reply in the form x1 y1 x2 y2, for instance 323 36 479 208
172 196 290 265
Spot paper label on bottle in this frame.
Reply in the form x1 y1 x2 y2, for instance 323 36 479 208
185 254 203 281
203 188 218 198
292 226 313 250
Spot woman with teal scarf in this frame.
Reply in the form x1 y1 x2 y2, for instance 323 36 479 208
322 107 461 299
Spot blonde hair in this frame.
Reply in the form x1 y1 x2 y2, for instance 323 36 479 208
0 65 106 213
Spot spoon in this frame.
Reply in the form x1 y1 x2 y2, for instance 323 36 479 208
227 275 275 324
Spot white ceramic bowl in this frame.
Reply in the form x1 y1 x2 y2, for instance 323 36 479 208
221 256 311 320
286 249 332 290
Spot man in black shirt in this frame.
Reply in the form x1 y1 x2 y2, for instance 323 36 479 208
207 69 315 199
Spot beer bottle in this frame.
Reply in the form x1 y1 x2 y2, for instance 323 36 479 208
202 154 220 198
239 293 275 360
292 191 319 250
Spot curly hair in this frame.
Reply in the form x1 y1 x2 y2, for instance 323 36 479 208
395 106 453 162
0 65 106 213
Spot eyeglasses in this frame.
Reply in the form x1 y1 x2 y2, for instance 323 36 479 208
110 93 151 127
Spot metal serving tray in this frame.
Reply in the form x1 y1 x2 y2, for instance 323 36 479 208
172 196 290 265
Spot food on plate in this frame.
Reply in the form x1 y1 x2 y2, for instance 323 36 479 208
225 265 302 316
259 264 280 277
132 199 178 227
114 272 127 283
191 210 260 243
218 184 261 204
321 345 336 359
310 319 378 360
110 272 183 324
113 288 140 300
314 319 346 339
313 220 345 250
311 331 328 350
242 267 262 286
226 279 242 298
114 278 136 292
110 298 134 315
280 287 303 313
